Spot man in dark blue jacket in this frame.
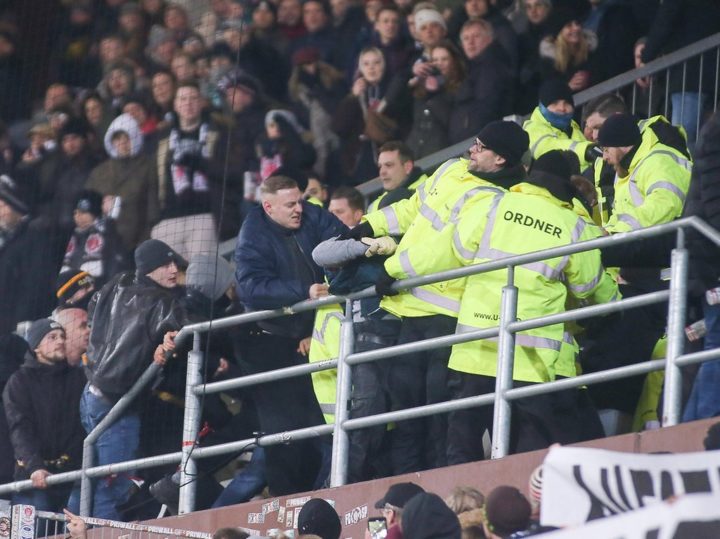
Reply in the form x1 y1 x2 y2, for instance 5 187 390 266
234 175 347 495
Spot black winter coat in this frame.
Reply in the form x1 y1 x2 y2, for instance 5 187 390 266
449 42 514 144
685 112 720 293
0 218 57 335
85 272 186 399
2 353 86 480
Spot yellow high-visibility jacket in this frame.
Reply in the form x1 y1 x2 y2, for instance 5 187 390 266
605 136 692 233
364 158 523 318
386 183 619 382
591 115 689 227
308 304 343 423
524 107 594 170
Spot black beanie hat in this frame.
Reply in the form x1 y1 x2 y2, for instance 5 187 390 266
134 239 186 275
539 78 574 108
59 116 89 139
597 113 641 147
531 150 572 182
528 150 576 202
402 493 461 539
0 174 29 215
56 269 95 308
26 318 64 351
476 121 530 167
75 189 103 218
297 498 341 539
484 485 531 537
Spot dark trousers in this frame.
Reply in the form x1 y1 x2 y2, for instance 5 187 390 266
347 318 400 483
446 372 604 464
388 314 456 474
242 332 325 495
581 283 667 414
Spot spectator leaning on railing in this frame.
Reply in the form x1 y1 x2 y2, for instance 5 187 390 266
82 239 187 520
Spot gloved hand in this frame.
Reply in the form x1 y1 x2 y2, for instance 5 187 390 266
362 236 398 257
375 267 399 297
585 144 603 162
338 221 374 241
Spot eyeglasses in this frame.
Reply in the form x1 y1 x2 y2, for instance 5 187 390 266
472 138 488 152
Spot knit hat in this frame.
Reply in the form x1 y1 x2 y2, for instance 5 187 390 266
186 254 235 301
59 116 89 139
476 121 530 166
545 3 589 38
217 68 262 96
74 189 103 218
0 174 28 215
597 113 641 147
297 499 341 539
56 269 95 307
414 8 446 31
26 318 64 351
134 239 186 275
539 78 573 107
484 486 531 538
531 150 571 181
374 482 425 509
402 493 461 539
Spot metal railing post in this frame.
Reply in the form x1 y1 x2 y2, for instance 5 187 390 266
330 299 354 487
79 439 94 516
491 267 518 459
662 229 689 426
178 332 203 514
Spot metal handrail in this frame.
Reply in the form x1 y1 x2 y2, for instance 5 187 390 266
3 217 717 509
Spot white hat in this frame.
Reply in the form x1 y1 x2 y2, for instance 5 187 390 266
414 8 446 31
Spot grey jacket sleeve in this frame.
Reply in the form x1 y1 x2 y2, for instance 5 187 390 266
312 237 368 268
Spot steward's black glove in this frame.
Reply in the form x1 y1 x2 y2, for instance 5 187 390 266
375 266 399 297
339 220 374 241
585 144 603 162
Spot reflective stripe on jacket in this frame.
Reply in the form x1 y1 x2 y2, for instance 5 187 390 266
524 107 594 170
605 138 692 233
367 158 515 318
387 183 618 382
308 304 343 423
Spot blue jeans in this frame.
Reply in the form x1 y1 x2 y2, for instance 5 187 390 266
671 92 706 144
211 447 266 508
13 483 79 512
79 386 140 520
683 301 720 421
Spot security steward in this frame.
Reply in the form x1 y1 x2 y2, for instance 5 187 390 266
598 113 692 233
524 78 597 171
344 120 530 473
383 151 618 460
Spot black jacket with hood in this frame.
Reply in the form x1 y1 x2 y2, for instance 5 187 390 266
2 351 86 480
85 271 186 400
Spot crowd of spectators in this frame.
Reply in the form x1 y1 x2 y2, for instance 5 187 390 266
1 0 720 528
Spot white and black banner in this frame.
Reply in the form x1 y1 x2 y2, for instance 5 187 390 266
541 446 720 528
540 493 720 538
